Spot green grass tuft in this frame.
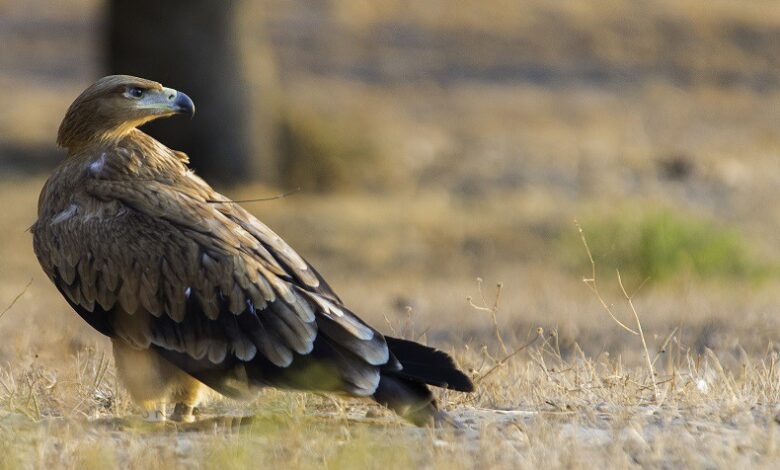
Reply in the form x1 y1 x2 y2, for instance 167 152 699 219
562 208 772 284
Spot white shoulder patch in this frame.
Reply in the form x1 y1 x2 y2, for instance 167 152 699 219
88 152 107 176
52 204 79 225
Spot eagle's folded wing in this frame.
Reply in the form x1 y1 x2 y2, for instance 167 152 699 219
37 177 393 396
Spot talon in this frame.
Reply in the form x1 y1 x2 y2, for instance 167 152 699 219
142 409 167 423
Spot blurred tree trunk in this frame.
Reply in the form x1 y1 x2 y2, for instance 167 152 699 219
107 0 255 184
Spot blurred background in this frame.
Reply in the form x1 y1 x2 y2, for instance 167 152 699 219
1 0 780 366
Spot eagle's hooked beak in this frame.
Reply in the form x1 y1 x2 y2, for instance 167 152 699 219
137 87 195 118
170 90 195 117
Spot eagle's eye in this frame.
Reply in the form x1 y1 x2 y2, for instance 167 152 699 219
127 87 145 99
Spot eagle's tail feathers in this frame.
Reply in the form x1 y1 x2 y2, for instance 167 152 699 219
383 336 474 392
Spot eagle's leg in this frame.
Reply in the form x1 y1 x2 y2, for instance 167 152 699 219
169 376 204 423
111 338 181 422
170 403 196 423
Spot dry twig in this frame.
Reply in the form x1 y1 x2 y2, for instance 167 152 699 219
575 222 638 335
467 278 509 355
0 279 33 323
577 222 660 402
475 328 543 385
617 270 659 402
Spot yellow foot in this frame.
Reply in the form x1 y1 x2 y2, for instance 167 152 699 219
169 403 197 423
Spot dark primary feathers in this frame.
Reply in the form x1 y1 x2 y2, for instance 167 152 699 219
33 75 473 425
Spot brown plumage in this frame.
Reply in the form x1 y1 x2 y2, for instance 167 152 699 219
32 75 473 425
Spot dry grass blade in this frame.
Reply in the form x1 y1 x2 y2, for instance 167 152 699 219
474 328 543 385
577 222 660 402
575 222 638 335
206 187 301 204
617 270 659 403
0 279 33 323
651 327 679 367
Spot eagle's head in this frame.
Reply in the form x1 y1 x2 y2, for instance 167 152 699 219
57 75 195 150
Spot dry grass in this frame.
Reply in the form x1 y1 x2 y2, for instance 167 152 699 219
2 345 778 468
0 179 778 468
0 307 778 468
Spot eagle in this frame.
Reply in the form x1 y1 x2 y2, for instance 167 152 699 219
32 75 473 425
